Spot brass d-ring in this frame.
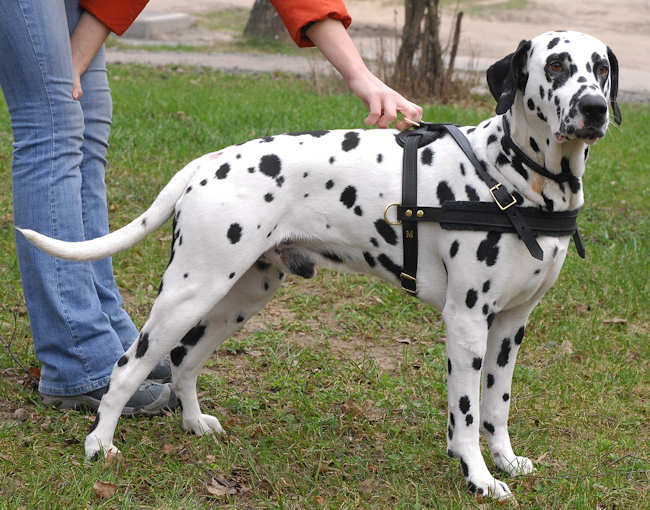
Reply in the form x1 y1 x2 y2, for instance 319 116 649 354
384 203 401 225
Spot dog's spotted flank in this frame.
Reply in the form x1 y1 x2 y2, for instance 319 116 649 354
18 31 620 501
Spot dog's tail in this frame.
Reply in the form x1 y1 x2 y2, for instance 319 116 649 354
16 161 199 261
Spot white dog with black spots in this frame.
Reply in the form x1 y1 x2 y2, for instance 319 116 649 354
19 31 620 501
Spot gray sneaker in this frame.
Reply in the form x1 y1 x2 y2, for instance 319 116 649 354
147 357 172 383
41 381 179 415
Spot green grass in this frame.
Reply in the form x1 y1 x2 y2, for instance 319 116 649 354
0 65 648 508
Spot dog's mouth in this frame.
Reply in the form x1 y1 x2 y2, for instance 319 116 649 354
555 126 606 144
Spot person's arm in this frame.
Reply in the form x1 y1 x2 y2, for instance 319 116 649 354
70 11 110 100
305 18 422 129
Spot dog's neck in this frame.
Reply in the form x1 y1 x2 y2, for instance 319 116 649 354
489 96 587 212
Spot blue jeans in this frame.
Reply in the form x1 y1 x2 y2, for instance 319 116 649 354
0 0 138 395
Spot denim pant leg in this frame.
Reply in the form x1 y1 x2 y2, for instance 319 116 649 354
64 2 139 349
0 0 134 395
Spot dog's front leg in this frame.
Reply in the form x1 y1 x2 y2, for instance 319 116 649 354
443 304 512 500
480 306 535 476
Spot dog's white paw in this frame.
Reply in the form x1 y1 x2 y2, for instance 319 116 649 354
182 413 224 436
468 476 514 501
493 453 535 476
85 433 120 460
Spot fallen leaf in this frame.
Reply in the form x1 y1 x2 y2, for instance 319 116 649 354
92 480 117 499
206 476 237 498
559 340 573 355
13 408 29 422
162 443 175 454
28 366 41 380
396 338 411 344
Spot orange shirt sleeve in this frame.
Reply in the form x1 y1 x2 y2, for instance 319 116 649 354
270 0 352 48
80 0 149 36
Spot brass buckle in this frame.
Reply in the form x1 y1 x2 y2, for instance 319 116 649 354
489 183 517 211
400 272 417 294
384 203 401 225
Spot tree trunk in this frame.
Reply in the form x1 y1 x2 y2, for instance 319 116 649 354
243 0 291 43
392 0 463 100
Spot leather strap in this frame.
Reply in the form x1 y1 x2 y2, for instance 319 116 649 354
400 133 421 294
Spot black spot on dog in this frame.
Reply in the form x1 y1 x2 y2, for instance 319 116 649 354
487 373 495 388
482 304 489 316
487 134 497 145
117 355 128 367
466 414 474 426
467 128 475 134
437 181 455 204
450 240 459 258
466 289 478 309
459 163 466 176
325 179 334 189
229 272 235 279
200 179 207 186
181 324 207 346
527 98 535 111
483 421 495 434
340 186 357 208
547 36 560 49
477 232 501 266
329 156 335 165
529 137 540 152
135 332 149 358
460 457 469 477
487 313 496 329
363 252 376 267
503 393 510 402
264 193 274 202
170 346 187 366
260 136 274 143
259 154 281 178
377 153 383 163
370 237 379 248
354 205 363 216
377 253 402 281
322 251 343 263
342 131 360 151
497 338 511 367
448 426 453 440
375 219 398 245
421 147 433 165
236 315 244 323
248 167 255 173
496 152 509 166
472 357 482 370
448 358 452 374
450 412 455 427
227 223 242 244
482 280 490 293
276 176 285 187
215 163 230 179
89 413 100 433
459 395 470 414
515 326 525 345
141 218 147 227
542 193 554 211
465 185 480 202
561 157 581 193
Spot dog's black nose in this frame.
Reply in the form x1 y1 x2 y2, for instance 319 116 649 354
578 94 608 124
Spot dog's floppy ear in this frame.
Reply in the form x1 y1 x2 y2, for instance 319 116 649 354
607 46 622 125
487 39 531 115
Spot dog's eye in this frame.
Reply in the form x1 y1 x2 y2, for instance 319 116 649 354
597 65 609 77
550 61 563 72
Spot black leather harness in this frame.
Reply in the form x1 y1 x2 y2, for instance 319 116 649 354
391 122 585 295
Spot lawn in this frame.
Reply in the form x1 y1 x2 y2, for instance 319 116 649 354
0 65 648 509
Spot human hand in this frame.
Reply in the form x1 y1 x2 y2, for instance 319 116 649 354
346 68 422 129
70 12 110 101
72 65 83 100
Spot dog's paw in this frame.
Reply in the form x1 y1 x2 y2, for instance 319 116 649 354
493 453 535 476
182 413 224 436
467 476 513 501
84 433 120 460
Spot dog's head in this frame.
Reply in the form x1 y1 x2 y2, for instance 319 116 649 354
487 31 621 144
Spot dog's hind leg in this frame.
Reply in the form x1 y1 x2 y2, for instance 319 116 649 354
170 259 285 436
84 260 264 459
480 305 535 476
443 303 513 500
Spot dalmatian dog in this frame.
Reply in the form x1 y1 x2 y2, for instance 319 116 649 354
19 31 620 500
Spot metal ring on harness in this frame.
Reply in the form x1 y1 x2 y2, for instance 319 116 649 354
383 203 401 225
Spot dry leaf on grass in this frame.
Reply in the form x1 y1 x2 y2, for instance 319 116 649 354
603 317 627 325
559 340 573 355
92 480 118 499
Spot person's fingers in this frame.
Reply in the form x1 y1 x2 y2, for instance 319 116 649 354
364 95 382 126
72 84 83 101
376 97 397 128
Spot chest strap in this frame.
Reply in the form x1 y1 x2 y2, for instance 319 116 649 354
393 122 584 295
